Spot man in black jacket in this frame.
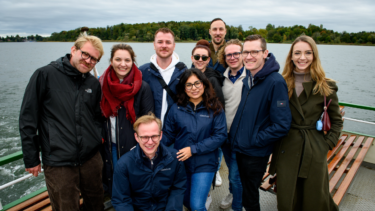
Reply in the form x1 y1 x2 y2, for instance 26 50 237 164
19 34 105 211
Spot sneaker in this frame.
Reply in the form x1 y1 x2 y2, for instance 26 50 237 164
205 194 212 210
215 171 222 187
220 193 233 209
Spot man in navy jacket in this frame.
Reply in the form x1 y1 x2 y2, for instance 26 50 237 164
230 35 291 211
139 28 187 124
111 113 186 211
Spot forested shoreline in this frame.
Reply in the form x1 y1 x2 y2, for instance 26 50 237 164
1 21 375 45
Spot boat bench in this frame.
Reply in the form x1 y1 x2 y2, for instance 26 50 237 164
260 106 374 205
5 192 83 211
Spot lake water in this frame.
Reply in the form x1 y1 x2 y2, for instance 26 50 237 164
0 42 374 205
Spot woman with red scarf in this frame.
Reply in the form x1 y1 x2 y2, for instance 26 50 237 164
99 44 154 197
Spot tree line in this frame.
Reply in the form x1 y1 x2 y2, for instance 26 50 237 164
1 21 374 45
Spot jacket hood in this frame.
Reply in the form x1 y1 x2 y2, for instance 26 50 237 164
150 52 180 70
253 53 280 82
50 54 91 77
204 67 224 86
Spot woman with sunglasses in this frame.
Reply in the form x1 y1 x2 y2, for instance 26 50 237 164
269 36 343 211
162 68 227 211
191 39 225 108
99 44 154 197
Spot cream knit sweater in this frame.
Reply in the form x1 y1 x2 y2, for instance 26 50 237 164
222 67 247 133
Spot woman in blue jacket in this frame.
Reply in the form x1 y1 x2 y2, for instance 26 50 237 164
162 68 227 211
99 44 154 196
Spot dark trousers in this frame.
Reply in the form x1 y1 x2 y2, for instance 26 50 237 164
236 153 269 211
44 151 104 211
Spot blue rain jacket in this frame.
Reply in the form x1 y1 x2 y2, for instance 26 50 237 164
229 53 292 157
111 143 186 211
162 102 227 173
139 62 187 119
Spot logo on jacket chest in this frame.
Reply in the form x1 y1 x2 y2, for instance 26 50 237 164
85 88 92 93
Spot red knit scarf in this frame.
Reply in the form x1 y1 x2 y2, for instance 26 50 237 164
100 63 142 124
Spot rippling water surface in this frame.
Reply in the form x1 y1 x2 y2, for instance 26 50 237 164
0 42 374 205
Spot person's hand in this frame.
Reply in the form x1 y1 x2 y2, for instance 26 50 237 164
25 164 42 177
176 147 192 161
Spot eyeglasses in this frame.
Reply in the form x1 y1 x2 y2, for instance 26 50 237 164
137 135 161 143
185 80 202 90
293 50 313 58
242 50 264 57
225 52 241 59
79 49 99 64
193 55 209 61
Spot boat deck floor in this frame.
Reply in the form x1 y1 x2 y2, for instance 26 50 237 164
106 159 375 211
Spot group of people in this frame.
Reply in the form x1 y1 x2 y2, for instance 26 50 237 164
19 17 343 211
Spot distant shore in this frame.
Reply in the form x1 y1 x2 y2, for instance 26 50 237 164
2 40 374 46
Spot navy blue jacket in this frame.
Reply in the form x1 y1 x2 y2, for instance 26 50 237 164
112 143 186 211
162 102 227 173
208 57 226 75
139 62 187 119
229 53 292 157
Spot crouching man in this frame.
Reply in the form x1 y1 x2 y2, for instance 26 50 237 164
111 113 186 211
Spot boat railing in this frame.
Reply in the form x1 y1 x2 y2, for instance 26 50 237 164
0 102 374 210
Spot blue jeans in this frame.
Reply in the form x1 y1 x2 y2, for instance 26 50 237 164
184 172 215 211
111 143 118 170
222 143 243 211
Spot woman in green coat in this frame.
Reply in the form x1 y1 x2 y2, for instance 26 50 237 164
269 35 343 211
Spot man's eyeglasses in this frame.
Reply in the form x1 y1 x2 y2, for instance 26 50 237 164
225 52 241 59
293 50 313 58
79 49 99 64
193 55 209 61
242 50 264 57
137 135 161 143
185 80 202 90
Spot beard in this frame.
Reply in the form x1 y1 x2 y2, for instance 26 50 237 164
213 36 224 45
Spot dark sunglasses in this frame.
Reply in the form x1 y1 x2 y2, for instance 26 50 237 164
193 55 209 61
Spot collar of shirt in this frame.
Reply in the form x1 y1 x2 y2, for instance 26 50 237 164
228 66 244 83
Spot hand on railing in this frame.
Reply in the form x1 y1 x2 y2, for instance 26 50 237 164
25 164 42 177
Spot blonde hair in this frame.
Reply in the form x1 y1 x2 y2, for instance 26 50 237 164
218 39 243 68
282 35 334 98
74 34 104 60
133 112 162 134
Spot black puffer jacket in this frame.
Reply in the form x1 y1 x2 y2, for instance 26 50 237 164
100 81 154 196
19 54 103 168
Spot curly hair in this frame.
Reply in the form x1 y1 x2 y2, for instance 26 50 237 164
176 68 223 117
217 39 243 68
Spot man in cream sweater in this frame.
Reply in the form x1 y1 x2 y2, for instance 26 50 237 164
217 39 245 211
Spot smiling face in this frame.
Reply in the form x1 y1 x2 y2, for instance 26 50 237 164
70 41 100 73
209 20 226 45
191 48 210 72
110 49 133 80
243 40 268 75
225 44 243 72
154 32 175 59
292 41 313 73
134 121 162 160
185 74 204 104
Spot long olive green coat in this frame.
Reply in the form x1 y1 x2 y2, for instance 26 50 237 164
269 81 343 211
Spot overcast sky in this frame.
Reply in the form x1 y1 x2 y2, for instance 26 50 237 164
1 0 374 37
